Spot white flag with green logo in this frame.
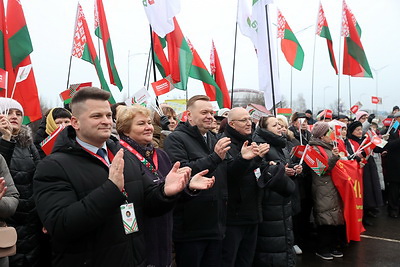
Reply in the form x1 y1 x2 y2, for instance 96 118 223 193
237 0 280 110
143 0 180 38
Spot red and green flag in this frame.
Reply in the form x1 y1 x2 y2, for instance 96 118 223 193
152 31 170 78
277 9 304 71
186 40 224 108
72 3 115 104
210 41 231 108
316 3 338 74
59 82 92 104
4 0 41 123
166 17 193 90
341 0 372 78
94 0 122 91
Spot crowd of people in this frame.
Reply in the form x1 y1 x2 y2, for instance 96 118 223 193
0 87 399 267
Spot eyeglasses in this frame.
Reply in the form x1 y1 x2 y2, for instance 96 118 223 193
232 118 252 123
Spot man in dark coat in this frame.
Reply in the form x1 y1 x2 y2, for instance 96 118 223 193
164 96 257 267
384 111 400 218
221 107 269 267
33 87 190 267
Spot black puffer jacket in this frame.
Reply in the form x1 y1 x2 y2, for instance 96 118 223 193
33 126 177 267
253 127 296 267
222 124 262 225
0 125 42 267
164 122 250 242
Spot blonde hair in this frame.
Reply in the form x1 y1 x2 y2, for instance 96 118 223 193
116 104 151 135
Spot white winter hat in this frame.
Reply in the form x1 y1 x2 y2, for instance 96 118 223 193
0 97 24 116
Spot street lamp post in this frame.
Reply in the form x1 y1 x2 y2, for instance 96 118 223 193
372 65 389 115
128 50 148 98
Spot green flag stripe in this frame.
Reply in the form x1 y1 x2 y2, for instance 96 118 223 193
8 25 33 68
106 40 123 90
293 47 304 70
93 56 116 104
283 28 301 46
173 46 193 90
82 44 94 64
320 26 332 41
95 26 102 39
346 37 372 77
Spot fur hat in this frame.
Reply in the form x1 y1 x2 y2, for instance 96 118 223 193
0 97 24 116
311 122 330 138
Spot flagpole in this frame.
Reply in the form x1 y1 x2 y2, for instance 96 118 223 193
149 26 160 108
66 56 73 93
143 46 152 87
265 4 276 116
338 0 345 118
230 21 238 109
311 2 320 114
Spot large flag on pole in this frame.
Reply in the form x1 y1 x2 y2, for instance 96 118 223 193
277 9 304 71
5 0 41 123
152 32 170 78
341 0 373 78
165 17 193 90
142 0 180 38
72 3 115 104
237 0 280 110
316 2 338 74
186 40 224 108
94 0 123 91
210 41 231 108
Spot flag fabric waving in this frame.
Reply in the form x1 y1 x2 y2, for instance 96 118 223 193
165 17 193 90
303 146 328 176
316 2 338 74
152 32 170 78
186 40 225 108
210 41 231 108
142 0 180 38
237 0 280 110
341 0 373 78
59 82 92 104
277 9 304 71
94 0 123 91
72 3 115 104
331 160 365 242
4 0 41 123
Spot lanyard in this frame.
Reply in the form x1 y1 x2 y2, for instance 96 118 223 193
80 144 128 199
119 140 159 177
80 145 115 167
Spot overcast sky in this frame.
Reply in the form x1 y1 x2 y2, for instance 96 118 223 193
21 0 400 113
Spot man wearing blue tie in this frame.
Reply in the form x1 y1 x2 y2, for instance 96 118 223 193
33 87 191 267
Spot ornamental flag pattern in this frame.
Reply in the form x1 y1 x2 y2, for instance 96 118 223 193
72 4 86 58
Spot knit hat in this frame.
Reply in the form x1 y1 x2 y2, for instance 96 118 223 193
0 97 24 116
355 110 368 121
305 109 312 115
347 121 362 136
217 108 230 117
311 122 330 138
393 106 399 112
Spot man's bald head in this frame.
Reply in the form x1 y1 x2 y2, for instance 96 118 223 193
228 107 249 123
228 107 252 135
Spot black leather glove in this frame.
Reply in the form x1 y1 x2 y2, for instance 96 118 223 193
160 115 170 130
368 114 375 123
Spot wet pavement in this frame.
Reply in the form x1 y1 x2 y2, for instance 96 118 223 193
297 207 400 267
